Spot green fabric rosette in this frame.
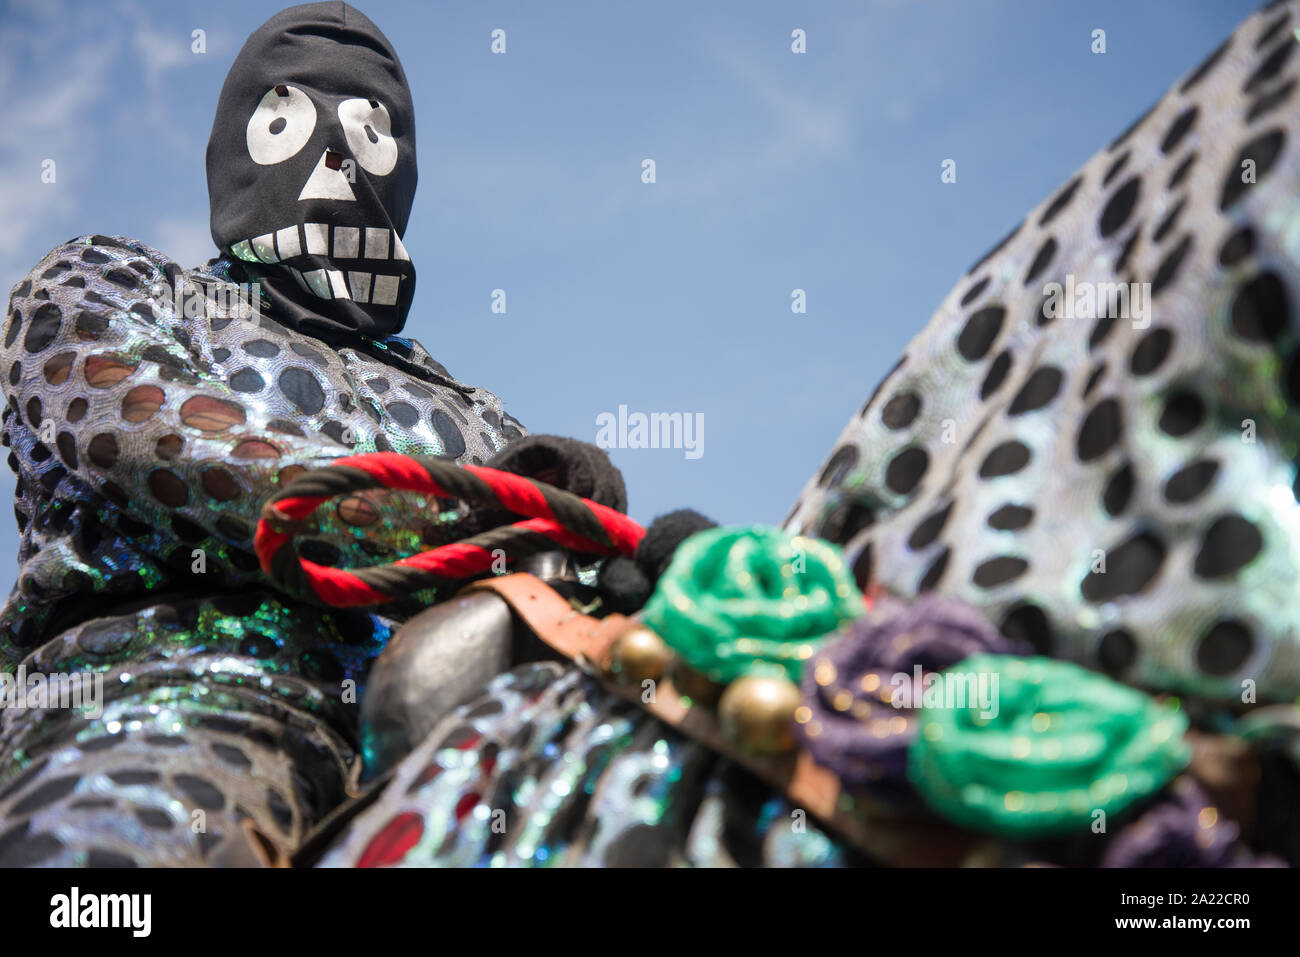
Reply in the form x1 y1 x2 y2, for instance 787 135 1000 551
641 524 865 684
907 653 1190 838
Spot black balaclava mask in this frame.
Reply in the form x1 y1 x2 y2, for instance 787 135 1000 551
207 2 417 340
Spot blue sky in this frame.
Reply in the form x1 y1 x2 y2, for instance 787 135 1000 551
0 0 1262 589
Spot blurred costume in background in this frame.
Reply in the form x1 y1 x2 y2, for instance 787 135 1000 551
787 0 1300 707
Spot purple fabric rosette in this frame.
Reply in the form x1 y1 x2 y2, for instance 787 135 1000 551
1102 777 1279 868
795 594 1023 806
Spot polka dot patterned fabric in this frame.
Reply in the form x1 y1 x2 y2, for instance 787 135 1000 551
0 234 524 663
784 0 1300 704
317 663 862 868
0 234 525 865
0 592 386 867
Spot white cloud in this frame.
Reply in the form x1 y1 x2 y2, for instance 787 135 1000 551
123 5 192 92
0 0 218 291
641 27 857 207
713 42 849 155
0 9 119 291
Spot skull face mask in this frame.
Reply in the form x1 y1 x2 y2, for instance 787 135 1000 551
206 1 417 339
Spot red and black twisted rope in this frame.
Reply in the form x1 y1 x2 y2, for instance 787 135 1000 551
255 452 646 607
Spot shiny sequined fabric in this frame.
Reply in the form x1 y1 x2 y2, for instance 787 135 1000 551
319 662 862 867
785 1 1300 705
322 5 1300 868
0 234 524 865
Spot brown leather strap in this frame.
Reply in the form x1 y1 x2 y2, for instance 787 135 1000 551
461 573 973 865
461 573 630 668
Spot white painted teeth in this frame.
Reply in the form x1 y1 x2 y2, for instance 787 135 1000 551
347 271 371 302
252 233 277 263
287 267 401 304
301 268 332 299
363 227 389 259
327 270 350 299
231 223 408 305
333 226 360 259
303 222 329 256
232 224 407 263
275 226 301 259
371 274 400 305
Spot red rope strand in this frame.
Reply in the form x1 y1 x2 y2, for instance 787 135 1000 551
256 452 645 607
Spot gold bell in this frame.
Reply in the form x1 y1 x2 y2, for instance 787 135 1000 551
606 624 672 687
718 674 802 755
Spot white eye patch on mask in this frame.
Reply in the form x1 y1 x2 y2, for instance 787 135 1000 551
245 85 398 199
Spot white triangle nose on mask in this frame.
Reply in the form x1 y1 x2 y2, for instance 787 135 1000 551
299 150 356 202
